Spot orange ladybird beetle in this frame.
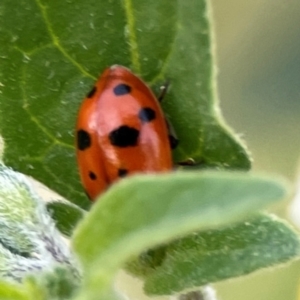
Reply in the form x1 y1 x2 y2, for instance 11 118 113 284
76 65 178 201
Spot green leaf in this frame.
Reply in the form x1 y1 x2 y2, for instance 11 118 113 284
72 171 287 300
127 214 300 295
0 164 79 282
25 267 79 300
0 0 250 208
0 268 80 300
0 163 50 256
161 0 250 168
0 281 28 300
47 201 85 236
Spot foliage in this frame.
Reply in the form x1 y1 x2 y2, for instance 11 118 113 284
0 0 298 300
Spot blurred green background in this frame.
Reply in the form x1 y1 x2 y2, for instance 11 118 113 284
215 0 300 178
212 0 300 299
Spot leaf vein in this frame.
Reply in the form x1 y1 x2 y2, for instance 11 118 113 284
19 66 74 150
122 0 141 73
34 0 94 79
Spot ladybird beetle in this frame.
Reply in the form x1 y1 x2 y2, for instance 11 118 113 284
76 65 178 201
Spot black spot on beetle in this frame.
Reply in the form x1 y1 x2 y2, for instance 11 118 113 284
77 130 91 150
109 125 139 147
118 168 128 177
113 84 131 96
139 107 156 123
89 171 97 180
87 86 97 98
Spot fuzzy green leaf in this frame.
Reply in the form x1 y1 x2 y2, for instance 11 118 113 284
0 164 79 282
25 267 79 300
72 171 286 300
0 164 41 255
0 0 250 208
127 214 300 295
0 281 28 300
